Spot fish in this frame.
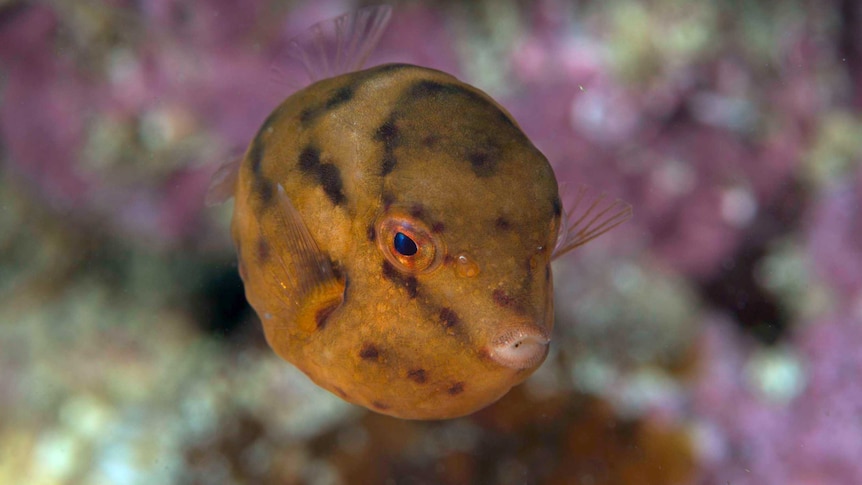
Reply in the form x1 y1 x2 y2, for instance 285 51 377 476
207 5 632 420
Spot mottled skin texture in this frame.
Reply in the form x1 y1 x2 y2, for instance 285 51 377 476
232 64 561 419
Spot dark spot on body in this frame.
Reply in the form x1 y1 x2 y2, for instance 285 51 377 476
360 343 380 361
298 145 346 206
298 86 354 125
367 224 376 242
382 260 418 298
405 80 519 131
315 301 340 330
374 120 400 148
447 382 465 395
253 177 274 206
495 216 511 230
333 386 349 398
552 197 562 217
422 134 440 147
299 106 320 125
407 369 427 384
382 192 395 209
545 265 551 284
375 63 414 74
439 307 460 329
468 151 498 178
408 80 461 99
325 86 354 109
431 222 445 233
299 145 321 173
409 204 424 218
256 239 270 263
248 137 265 175
493 288 516 308
372 401 390 410
318 163 346 206
381 152 397 176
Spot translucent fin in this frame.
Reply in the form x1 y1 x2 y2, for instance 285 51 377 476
204 157 242 206
271 5 393 89
255 184 343 328
551 184 633 261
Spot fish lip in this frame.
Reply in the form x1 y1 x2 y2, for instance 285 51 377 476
487 325 551 370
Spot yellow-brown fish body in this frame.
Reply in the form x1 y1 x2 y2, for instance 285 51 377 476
231 63 562 419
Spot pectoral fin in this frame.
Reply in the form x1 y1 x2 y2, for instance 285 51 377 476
251 184 345 337
552 184 633 260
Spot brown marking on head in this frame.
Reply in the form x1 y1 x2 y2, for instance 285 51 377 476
382 260 418 299
325 86 354 109
382 192 395 210
492 288 516 308
447 382 465 395
298 144 321 173
374 119 400 148
248 136 265 175
468 151 498 178
407 368 427 384
318 163 346 206
381 152 397 176
495 216 512 231
252 177 274 206
359 343 380 361
297 144 346 206
409 204 424 219
333 386 349 399
366 223 376 242
422 134 440 147
431 222 445 233
439 307 460 329
298 86 354 125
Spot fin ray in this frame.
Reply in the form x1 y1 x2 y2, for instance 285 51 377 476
551 184 633 261
254 184 344 329
204 157 242 206
271 5 393 89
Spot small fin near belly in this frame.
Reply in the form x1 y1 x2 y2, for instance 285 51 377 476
254 184 345 337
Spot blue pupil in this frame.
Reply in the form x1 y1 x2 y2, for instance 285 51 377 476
394 232 418 256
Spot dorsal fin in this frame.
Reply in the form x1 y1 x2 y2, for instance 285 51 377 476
271 5 393 90
207 6 392 207
551 184 633 261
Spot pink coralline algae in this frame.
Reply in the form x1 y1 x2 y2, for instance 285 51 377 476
693 312 862 484
0 0 462 248
807 167 862 300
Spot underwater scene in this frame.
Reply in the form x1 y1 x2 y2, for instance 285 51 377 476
2 0 861 483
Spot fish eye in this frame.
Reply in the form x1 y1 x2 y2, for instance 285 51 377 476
376 213 443 273
394 232 418 256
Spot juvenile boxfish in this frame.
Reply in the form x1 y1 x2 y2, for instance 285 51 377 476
208 6 632 420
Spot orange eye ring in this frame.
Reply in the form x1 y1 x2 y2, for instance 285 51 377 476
376 212 444 273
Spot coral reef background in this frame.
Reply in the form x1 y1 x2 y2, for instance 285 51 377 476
1 0 860 483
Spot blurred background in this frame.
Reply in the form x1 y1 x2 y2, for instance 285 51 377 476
1 0 861 483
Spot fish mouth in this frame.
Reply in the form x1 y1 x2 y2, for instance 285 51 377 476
487 325 551 370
